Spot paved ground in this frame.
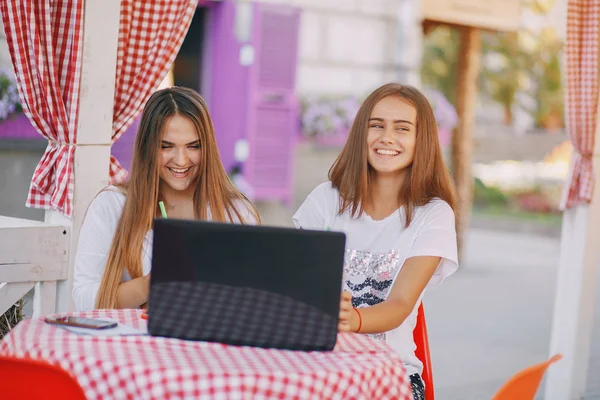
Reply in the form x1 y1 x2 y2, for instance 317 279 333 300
424 230 574 399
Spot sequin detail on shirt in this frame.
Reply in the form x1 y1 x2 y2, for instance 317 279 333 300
343 249 403 342
347 278 392 307
344 249 402 277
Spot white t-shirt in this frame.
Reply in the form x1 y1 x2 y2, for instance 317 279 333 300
292 182 458 376
72 186 257 311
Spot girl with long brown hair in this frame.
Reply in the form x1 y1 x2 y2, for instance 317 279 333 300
294 83 457 399
73 87 259 311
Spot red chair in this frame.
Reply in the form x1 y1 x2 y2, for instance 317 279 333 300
413 303 435 400
0 356 86 399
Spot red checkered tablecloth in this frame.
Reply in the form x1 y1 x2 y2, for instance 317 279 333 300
0 309 412 399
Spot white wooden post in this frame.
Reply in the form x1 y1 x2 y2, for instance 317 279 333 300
544 84 600 399
44 0 121 313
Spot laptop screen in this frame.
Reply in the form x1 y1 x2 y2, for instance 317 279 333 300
148 219 346 351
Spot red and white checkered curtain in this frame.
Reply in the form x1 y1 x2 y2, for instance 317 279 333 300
0 0 196 215
0 0 84 216
561 0 600 209
109 0 197 183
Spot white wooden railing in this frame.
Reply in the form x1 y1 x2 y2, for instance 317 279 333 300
0 216 70 317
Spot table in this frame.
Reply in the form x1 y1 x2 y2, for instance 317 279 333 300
0 309 412 399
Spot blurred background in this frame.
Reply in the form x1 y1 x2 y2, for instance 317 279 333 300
1 0 598 398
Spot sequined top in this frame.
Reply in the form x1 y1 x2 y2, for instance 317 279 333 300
293 182 458 376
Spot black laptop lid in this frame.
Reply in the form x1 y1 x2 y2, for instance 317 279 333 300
148 219 346 351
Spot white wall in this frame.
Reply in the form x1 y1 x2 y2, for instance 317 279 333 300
0 19 12 69
260 0 419 97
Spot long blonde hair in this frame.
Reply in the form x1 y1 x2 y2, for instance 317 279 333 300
96 87 260 308
329 83 456 227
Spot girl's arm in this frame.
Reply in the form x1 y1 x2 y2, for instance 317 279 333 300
116 274 151 309
73 189 125 310
346 256 441 333
341 201 458 333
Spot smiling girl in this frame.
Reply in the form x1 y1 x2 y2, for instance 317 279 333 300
293 83 457 399
73 87 259 311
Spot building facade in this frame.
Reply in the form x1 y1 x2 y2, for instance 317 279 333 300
0 0 420 216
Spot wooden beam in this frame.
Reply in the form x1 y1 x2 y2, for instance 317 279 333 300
0 263 67 283
422 19 441 36
451 26 481 259
421 0 521 32
0 225 69 264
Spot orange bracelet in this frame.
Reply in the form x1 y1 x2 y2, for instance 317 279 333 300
353 307 362 333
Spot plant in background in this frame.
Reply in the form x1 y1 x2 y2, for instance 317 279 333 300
481 27 564 129
480 31 534 126
0 67 21 120
533 29 564 130
421 0 564 130
473 177 561 215
421 27 460 106
300 91 456 146
300 95 361 139
423 88 458 130
473 178 509 208
423 88 458 147
509 186 558 214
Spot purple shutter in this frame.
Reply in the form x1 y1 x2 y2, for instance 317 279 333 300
245 3 300 205
209 1 250 174
110 116 140 172
0 113 40 139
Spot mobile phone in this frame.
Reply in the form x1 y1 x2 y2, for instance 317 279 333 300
44 316 118 330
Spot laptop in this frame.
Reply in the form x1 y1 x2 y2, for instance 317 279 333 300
148 218 346 351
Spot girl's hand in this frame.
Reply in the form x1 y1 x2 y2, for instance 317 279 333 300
338 291 353 332
141 273 151 310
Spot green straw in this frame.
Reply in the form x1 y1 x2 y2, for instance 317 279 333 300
158 201 168 219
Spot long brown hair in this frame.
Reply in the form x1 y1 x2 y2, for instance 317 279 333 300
96 87 260 308
329 83 456 227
